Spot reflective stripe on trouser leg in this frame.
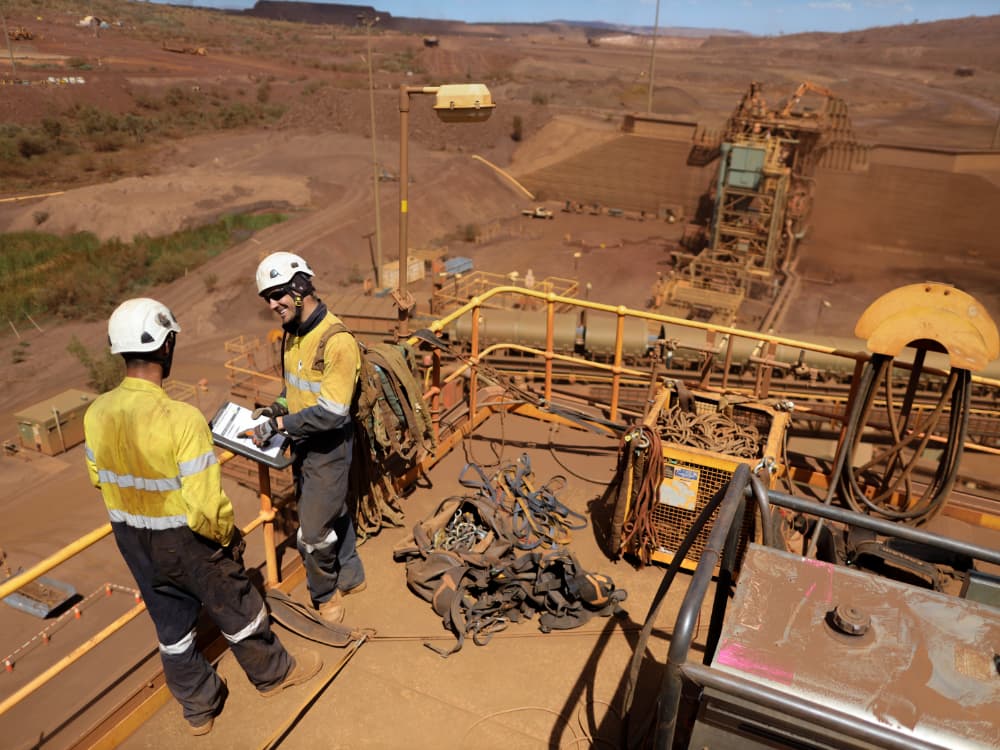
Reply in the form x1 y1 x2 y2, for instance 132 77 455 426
219 601 291 692
160 632 227 725
111 523 225 725
295 430 365 603
183 542 291 691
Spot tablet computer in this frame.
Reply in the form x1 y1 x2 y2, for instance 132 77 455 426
209 401 292 470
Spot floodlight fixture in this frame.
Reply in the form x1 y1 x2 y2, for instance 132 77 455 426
396 83 495 326
432 84 495 123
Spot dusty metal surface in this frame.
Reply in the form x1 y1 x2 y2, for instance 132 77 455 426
713 544 1000 749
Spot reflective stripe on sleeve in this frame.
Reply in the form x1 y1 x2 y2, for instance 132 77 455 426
159 628 196 655
317 396 350 416
178 450 217 477
85 444 95 461
222 604 267 644
97 469 181 492
108 509 188 530
286 372 322 393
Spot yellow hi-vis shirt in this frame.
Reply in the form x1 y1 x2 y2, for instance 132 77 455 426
84 377 234 546
283 311 360 423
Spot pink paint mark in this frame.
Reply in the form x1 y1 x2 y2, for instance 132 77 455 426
716 642 795 685
803 558 831 569
802 560 835 603
803 582 816 599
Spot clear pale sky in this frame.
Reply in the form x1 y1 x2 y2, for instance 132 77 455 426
193 0 999 35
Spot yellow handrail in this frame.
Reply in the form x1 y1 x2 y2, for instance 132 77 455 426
0 524 112 601
0 452 242 601
0 603 147 716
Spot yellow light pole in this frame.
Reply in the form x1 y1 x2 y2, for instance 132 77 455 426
396 83 495 328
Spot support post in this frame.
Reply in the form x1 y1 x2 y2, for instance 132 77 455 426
257 462 279 588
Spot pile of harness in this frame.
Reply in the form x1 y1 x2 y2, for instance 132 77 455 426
393 454 628 656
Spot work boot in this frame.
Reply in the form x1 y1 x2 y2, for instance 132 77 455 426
340 580 367 597
188 716 214 737
316 591 345 623
187 678 227 735
259 649 323 698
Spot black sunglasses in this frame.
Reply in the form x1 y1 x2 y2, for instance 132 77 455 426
262 286 290 303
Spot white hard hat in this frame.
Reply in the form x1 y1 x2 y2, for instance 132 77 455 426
108 298 181 354
256 252 314 294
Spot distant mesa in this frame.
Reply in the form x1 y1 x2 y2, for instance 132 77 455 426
242 2 392 27
238 2 747 37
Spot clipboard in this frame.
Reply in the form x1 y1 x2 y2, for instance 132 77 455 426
210 401 292 470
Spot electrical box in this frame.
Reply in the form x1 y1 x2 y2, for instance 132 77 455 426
14 389 96 456
381 258 425 289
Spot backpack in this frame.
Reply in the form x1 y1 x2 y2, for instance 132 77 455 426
307 322 436 542
312 323 436 466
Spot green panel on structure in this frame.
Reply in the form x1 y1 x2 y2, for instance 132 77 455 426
727 146 765 189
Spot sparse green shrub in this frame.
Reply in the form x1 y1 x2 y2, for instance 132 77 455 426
202 272 218 292
511 115 523 142
41 118 63 139
32 211 49 226
531 91 549 105
256 81 271 103
120 113 150 143
164 87 197 107
67 336 124 393
18 136 49 158
462 224 479 242
219 103 254 129
66 57 92 70
0 213 287 322
302 80 326 96
74 105 120 137
134 93 162 110
92 133 125 153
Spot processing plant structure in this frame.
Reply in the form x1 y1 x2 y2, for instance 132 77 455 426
658 80 865 330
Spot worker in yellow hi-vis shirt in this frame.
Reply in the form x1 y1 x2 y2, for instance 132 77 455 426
252 252 366 624
84 298 321 736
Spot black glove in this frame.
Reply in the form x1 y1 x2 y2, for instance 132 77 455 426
208 527 246 567
229 527 246 568
252 400 289 420
252 417 279 447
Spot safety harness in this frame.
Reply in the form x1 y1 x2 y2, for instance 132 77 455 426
393 454 627 657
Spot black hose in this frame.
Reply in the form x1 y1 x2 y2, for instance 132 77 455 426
838 356 971 524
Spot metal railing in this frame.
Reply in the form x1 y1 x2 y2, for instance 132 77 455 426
4 287 999 729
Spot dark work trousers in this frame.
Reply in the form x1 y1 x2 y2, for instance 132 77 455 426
292 424 366 605
112 523 292 725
